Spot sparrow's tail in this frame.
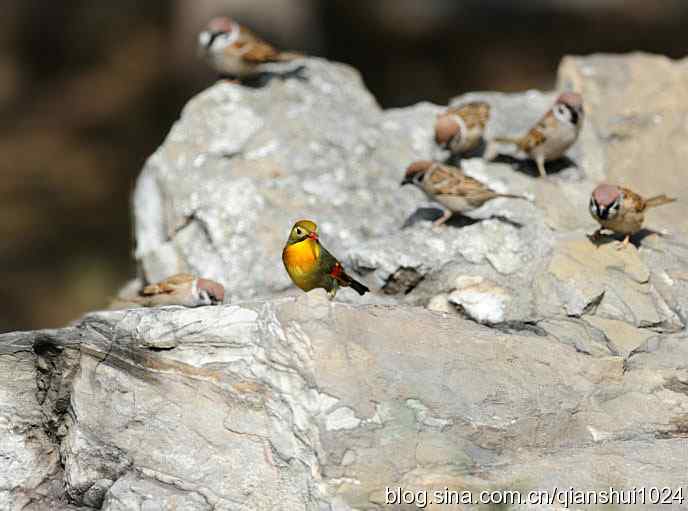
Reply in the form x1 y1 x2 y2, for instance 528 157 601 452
492 136 522 146
644 194 677 209
275 51 303 61
496 193 530 201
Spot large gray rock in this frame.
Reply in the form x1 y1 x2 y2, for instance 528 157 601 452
2 292 688 510
3 53 688 510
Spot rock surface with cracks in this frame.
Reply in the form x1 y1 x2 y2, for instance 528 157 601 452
3 291 688 511
3 53 688 510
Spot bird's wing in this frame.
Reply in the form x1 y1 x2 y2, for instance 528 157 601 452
316 244 340 275
518 111 555 152
234 27 281 62
318 244 362 288
450 101 491 129
141 273 193 295
427 164 494 198
621 187 648 213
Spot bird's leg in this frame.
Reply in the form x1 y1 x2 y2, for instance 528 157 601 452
616 235 631 250
432 208 453 229
327 285 337 300
219 73 240 84
536 154 547 178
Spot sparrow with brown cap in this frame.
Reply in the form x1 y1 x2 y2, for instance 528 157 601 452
112 273 225 309
589 184 677 248
401 160 527 227
493 92 584 178
198 16 297 80
435 101 491 156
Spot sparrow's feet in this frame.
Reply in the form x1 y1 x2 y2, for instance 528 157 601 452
536 156 547 178
432 209 453 230
615 235 632 250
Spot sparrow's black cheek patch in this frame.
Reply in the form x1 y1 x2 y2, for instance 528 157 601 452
566 104 579 125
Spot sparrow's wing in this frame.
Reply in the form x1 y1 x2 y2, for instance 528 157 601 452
233 27 281 62
620 187 648 213
141 273 194 295
449 101 491 129
426 164 493 197
518 111 555 152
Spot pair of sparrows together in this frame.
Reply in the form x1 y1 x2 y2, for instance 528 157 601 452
401 157 677 245
435 93 583 178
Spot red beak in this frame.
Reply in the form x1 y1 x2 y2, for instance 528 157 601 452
308 232 318 241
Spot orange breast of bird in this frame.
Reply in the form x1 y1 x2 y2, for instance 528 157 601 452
282 239 321 290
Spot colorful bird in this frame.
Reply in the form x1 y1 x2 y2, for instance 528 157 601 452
282 220 369 298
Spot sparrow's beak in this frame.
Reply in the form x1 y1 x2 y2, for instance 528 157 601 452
308 232 318 241
401 176 412 186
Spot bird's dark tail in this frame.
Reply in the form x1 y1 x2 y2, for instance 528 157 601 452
347 277 370 296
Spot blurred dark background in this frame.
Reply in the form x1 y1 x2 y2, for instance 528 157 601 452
2 0 687 332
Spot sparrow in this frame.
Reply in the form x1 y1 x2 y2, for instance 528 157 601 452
493 92 584 177
198 16 296 79
589 184 677 248
401 160 527 227
282 220 369 298
435 101 491 155
130 274 225 308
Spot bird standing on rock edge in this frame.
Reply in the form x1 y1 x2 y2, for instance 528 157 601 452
198 16 298 80
435 101 491 156
401 160 528 227
282 220 369 298
493 92 584 178
589 183 677 249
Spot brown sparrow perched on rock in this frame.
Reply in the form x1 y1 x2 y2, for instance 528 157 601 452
435 101 491 155
198 17 296 79
134 274 225 307
401 160 527 227
589 184 677 248
494 92 583 178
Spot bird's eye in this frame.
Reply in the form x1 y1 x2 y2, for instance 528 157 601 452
295 228 302 236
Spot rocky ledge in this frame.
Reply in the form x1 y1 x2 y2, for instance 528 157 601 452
2 53 688 510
